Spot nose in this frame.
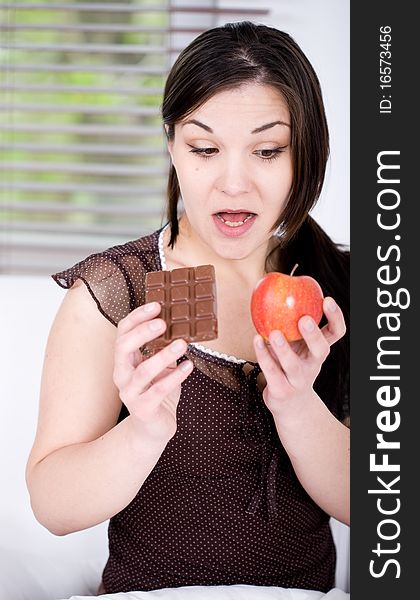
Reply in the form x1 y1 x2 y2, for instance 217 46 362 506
216 154 252 196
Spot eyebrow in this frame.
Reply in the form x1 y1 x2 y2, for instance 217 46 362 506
181 119 290 134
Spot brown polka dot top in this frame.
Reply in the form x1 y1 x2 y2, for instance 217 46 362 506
52 225 336 594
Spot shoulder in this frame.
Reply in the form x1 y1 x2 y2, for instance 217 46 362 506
52 226 166 326
98 228 163 265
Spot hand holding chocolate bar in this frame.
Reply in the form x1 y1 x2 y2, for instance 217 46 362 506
112 300 195 444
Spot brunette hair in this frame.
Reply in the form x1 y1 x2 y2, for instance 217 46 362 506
161 22 349 424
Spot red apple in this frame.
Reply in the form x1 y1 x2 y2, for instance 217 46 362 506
250 266 324 342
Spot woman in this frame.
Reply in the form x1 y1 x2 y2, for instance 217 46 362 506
26 22 349 596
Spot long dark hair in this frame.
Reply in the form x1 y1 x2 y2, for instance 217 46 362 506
161 22 349 424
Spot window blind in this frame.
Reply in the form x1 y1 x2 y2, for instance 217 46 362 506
0 1 269 274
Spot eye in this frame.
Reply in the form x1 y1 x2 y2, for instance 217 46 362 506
254 147 287 162
188 146 218 160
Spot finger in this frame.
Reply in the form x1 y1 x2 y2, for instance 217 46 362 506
253 334 290 393
297 316 330 364
137 359 194 417
265 342 281 364
117 301 161 335
144 359 180 386
113 317 167 389
267 330 305 388
319 297 347 345
116 317 167 358
131 339 189 393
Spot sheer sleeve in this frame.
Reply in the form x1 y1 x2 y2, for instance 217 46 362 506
51 233 162 326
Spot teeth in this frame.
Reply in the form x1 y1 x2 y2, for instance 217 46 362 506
224 220 245 227
217 213 254 227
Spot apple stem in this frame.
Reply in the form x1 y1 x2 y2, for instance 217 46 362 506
290 263 299 277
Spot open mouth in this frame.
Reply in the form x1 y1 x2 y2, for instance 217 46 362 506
215 211 256 228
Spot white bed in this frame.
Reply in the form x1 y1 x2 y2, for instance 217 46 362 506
60 584 349 600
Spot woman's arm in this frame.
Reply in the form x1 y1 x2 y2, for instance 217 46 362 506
271 390 349 526
254 296 350 526
26 281 192 536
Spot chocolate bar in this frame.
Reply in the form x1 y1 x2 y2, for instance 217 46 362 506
143 264 218 354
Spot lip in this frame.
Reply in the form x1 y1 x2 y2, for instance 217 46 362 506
212 213 257 237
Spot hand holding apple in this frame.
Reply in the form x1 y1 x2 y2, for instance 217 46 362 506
250 265 324 342
251 269 346 420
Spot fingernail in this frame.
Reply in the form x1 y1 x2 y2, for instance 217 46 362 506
273 332 285 347
170 340 184 353
303 318 314 332
148 320 162 331
255 336 265 349
180 360 193 372
327 299 337 312
143 302 157 312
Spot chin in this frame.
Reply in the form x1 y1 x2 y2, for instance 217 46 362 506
194 225 259 261
212 244 253 261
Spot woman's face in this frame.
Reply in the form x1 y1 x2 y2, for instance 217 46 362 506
167 83 293 261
